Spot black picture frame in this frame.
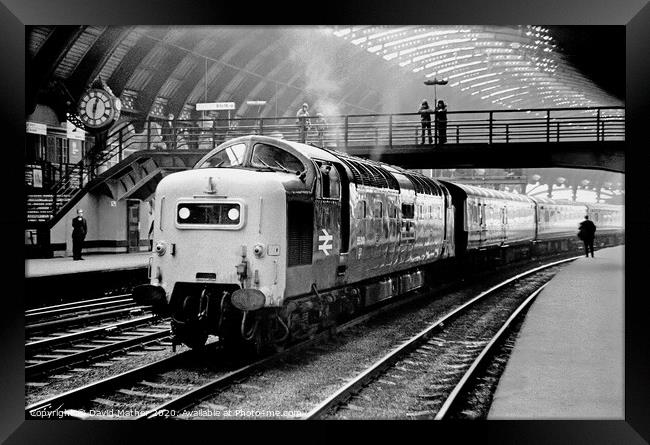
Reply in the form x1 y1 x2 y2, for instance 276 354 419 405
3 1 648 442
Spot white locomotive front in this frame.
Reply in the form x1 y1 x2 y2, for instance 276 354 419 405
135 137 309 350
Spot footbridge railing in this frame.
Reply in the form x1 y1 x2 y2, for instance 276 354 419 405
48 105 624 209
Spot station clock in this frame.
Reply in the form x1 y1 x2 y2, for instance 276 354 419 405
77 88 122 131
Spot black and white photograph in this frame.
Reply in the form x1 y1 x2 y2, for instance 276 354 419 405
3 1 650 441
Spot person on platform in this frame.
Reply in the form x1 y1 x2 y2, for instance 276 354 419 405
72 208 87 261
296 103 311 143
418 100 434 145
578 215 597 258
435 100 448 144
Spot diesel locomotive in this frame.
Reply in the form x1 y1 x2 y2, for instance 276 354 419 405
134 135 623 353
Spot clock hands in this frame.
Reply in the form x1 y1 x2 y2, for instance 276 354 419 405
92 97 99 116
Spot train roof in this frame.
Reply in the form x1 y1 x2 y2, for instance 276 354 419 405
528 196 580 205
441 181 535 203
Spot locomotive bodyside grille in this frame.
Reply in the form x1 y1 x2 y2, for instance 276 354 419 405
287 201 313 266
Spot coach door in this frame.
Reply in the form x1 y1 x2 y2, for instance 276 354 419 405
127 200 140 252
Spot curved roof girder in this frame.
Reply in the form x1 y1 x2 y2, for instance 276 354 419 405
184 30 263 108
65 26 134 102
260 71 303 118
215 37 288 114
27 26 87 115
133 29 207 118
237 56 295 118
108 27 170 97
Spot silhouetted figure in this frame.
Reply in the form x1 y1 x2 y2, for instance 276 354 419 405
72 208 87 260
435 100 448 144
578 215 597 258
296 103 311 143
162 113 177 150
418 100 434 145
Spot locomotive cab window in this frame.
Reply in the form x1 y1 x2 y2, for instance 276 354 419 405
198 143 246 168
251 143 304 173
316 161 340 199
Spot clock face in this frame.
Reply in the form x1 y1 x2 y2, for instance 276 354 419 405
78 88 118 129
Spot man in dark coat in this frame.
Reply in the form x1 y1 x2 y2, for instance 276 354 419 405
72 208 88 260
578 215 596 258
418 100 434 145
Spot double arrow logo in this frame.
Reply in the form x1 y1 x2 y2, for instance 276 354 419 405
318 229 333 256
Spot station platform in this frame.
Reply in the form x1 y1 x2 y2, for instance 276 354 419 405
25 252 151 278
488 245 624 419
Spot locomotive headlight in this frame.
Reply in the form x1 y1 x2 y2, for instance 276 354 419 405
155 241 167 256
178 207 190 220
227 207 240 221
253 243 265 258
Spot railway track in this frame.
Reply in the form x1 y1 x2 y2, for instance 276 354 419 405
303 257 575 420
26 317 171 380
25 257 577 420
26 294 139 320
26 294 152 337
24 277 448 419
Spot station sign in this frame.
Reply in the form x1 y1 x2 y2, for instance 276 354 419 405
246 100 267 106
26 122 47 135
196 102 236 111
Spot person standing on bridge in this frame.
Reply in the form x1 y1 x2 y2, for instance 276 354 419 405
578 215 597 258
72 208 87 261
296 103 311 143
418 100 434 145
435 100 448 144
162 113 177 150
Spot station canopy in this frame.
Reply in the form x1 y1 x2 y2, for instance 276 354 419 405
27 25 622 125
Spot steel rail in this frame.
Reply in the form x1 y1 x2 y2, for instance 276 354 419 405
434 282 549 419
26 326 171 378
26 255 579 420
26 306 150 334
303 256 578 419
25 273 444 420
25 339 220 418
26 315 159 353
25 294 133 315
138 285 441 419
26 298 136 320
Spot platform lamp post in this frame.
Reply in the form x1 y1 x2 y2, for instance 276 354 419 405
424 77 449 107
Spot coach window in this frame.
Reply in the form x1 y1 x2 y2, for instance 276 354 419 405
402 203 415 219
375 201 383 219
252 143 304 173
357 200 367 219
199 143 246 168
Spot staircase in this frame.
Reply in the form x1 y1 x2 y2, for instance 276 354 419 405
26 193 73 225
